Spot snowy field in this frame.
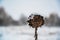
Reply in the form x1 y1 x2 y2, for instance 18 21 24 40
0 25 60 40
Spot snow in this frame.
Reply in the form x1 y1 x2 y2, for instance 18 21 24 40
0 25 60 40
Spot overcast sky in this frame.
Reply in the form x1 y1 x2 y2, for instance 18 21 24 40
0 0 60 20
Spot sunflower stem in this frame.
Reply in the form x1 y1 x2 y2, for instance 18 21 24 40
35 27 38 40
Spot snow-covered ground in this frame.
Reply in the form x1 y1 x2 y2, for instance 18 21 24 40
0 25 60 40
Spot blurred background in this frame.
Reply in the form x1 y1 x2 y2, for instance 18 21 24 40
0 0 60 40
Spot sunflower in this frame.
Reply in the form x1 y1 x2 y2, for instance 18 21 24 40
27 15 44 28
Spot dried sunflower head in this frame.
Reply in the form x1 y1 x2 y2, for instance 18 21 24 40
27 14 44 28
